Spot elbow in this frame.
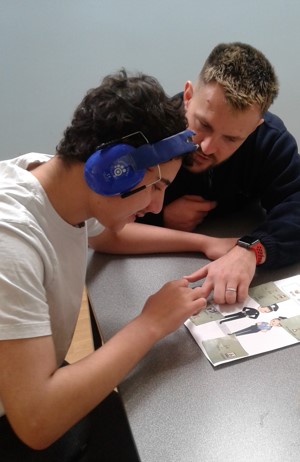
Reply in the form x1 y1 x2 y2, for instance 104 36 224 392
8 416 63 450
18 431 61 451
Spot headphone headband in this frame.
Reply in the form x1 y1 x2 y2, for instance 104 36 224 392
131 129 197 170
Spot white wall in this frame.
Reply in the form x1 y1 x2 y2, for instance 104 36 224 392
0 0 299 160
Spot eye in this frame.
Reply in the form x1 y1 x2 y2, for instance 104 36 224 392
225 136 237 143
153 183 162 192
201 121 209 128
197 120 209 130
224 136 240 144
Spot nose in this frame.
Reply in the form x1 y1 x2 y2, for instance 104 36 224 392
200 136 217 155
146 193 164 215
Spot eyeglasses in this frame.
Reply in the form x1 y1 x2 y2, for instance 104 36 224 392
95 126 198 201
120 164 161 198
97 131 149 150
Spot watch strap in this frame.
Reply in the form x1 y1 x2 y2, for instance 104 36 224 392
250 241 264 265
236 237 265 265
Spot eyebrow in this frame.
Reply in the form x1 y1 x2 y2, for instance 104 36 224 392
160 177 171 187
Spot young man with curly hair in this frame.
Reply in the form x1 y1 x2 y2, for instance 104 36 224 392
0 69 207 460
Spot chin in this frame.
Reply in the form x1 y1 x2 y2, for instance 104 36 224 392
105 222 126 233
185 163 207 174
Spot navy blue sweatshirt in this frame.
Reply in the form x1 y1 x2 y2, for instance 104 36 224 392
138 111 300 269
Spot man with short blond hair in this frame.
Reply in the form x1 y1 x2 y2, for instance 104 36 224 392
135 42 300 305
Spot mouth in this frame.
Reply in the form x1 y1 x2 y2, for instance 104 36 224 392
183 148 212 167
193 150 211 164
127 212 145 223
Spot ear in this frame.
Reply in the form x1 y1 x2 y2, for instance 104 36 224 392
183 81 194 110
257 118 264 128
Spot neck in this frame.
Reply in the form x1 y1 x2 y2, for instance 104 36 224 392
31 156 91 226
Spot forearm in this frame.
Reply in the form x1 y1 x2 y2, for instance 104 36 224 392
48 316 158 443
89 222 210 255
3 316 158 449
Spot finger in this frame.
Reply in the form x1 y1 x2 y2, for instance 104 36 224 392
188 283 213 300
236 283 249 303
194 201 217 212
225 286 238 304
184 195 207 202
191 297 207 316
183 265 208 282
177 277 190 287
191 286 208 301
184 195 216 207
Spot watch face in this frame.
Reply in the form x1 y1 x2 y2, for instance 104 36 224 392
238 236 260 248
239 235 255 245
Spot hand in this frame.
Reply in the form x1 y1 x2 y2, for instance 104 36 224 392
141 278 207 340
184 246 257 304
163 195 217 231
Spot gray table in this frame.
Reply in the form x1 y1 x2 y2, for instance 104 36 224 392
86 207 300 462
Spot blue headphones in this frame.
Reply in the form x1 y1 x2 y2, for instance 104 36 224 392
84 128 197 196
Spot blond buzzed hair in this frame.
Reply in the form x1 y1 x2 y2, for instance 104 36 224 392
198 42 279 114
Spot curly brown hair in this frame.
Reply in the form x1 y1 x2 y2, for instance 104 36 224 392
56 69 187 163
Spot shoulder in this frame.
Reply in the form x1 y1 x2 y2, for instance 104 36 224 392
236 111 298 161
252 111 297 146
0 153 53 178
260 111 287 132
0 152 52 167
86 218 104 237
245 111 289 145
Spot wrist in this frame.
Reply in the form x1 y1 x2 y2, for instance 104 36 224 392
134 313 165 344
236 236 266 265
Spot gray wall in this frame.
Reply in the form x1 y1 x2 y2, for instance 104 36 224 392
1 0 299 160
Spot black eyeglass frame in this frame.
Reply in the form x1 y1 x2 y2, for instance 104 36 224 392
120 164 162 198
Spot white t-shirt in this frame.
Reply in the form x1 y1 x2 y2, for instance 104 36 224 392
0 153 103 416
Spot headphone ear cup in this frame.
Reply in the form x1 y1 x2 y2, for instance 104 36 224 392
84 144 145 195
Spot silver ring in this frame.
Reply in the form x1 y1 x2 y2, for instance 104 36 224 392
226 287 237 292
